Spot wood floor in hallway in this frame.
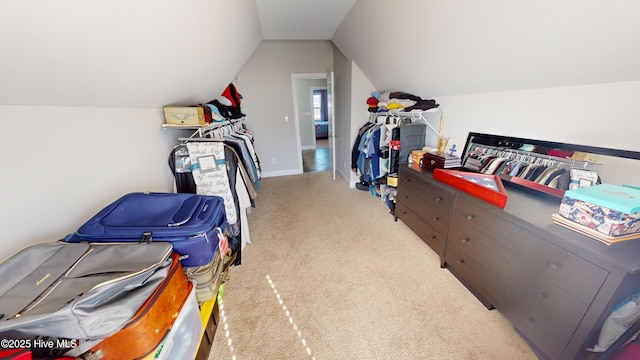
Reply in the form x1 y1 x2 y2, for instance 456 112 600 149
302 139 329 172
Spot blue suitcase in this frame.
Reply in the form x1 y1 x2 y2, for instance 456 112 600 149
65 192 227 267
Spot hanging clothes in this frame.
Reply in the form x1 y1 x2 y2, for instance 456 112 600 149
168 119 261 265
224 144 254 250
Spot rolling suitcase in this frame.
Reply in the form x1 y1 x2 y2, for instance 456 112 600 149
185 243 237 304
0 241 172 352
65 192 227 267
142 282 202 360
80 253 193 360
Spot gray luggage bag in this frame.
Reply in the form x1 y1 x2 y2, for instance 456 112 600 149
0 241 172 348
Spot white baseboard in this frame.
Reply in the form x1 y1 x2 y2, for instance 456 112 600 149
336 169 358 188
261 168 304 178
261 169 357 188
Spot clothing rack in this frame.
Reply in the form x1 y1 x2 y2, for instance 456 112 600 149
179 118 245 142
170 114 260 256
369 108 443 134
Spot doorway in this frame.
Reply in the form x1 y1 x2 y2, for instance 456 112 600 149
303 87 329 172
292 73 334 174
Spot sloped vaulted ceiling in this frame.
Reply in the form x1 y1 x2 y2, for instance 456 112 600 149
332 0 640 97
0 0 263 108
255 0 356 40
5 0 638 109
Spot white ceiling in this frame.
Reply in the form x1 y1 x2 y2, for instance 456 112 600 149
255 0 357 40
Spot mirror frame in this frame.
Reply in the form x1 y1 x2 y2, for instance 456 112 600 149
461 132 640 200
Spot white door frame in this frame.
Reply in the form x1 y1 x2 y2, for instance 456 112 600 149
328 71 336 180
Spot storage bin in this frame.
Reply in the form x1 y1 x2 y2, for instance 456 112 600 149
163 106 206 126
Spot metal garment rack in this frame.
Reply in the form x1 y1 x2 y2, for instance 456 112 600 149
177 117 245 142
369 108 443 134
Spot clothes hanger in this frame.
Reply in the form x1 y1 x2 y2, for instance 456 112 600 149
179 136 225 143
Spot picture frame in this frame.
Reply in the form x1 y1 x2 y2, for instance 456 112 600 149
433 168 508 209
444 137 466 158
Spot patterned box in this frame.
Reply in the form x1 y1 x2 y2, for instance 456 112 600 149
558 185 640 237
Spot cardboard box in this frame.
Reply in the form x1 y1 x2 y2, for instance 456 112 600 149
411 150 426 166
558 184 640 237
163 106 206 126
387 174 398 187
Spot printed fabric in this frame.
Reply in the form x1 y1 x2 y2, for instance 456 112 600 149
186 142 238 230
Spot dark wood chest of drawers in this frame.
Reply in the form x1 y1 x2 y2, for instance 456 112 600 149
396 163 640 360
395 164 456 259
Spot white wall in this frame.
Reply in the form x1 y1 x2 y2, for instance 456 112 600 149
235 40 334 177
0 106 190 261
0 0 264 262
334 0 640 97
435 81 640 184
331 44 377 188
0 0 263 108
332 45 353 185
436 81 640 152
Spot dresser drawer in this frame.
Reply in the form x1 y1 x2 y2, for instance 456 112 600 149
445 242 572 360
398 169 455 236
453 196 607 305
398 185 454 237
444 239 501 307
448 225 588 334
396 201 446 257
399 166 456 203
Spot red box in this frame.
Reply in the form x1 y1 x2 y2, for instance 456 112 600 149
433 169 508 209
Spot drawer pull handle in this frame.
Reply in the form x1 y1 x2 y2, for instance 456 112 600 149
430 235 437 240
432 217 439 222
546 262 560 270
535 293 547 300
456 259 464 264
404 179 410 183
465 214 474 220
460 238 469 244
435 197 442 202
524 317 535 324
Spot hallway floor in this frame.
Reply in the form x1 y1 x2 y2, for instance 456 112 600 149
302 139 329 172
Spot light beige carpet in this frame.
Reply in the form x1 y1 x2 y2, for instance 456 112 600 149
209 171 537 360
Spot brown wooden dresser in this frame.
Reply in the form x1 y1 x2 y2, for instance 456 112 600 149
395 163 640 360
395 164 456 260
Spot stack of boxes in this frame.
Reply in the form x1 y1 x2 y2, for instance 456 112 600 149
555 184 640 244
